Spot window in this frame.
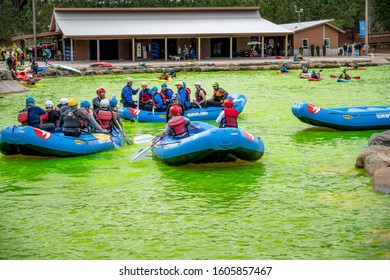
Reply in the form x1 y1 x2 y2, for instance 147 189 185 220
302 38 309 49
324 38 330 48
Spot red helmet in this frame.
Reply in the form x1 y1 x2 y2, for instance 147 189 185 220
169 105 182 116
222 99 234 107
96 87 106 94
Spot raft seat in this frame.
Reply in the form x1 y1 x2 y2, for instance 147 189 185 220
366 107 386 111
347 108 366 112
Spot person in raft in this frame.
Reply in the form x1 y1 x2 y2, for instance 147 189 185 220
79 100 106 133
159 71 170 80
166 93 185 122
191 81 207 108
94 98 121 133
92 87 107 110
207 82 228 107
339 69 351 80
280 63 289 73
121 77 139 108
310 69 321 79
18 96 56 133
161 105 200 138
40 100 61 126
57 98 90 137
216 99 239 128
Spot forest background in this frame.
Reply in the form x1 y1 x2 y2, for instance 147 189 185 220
0 0 389 46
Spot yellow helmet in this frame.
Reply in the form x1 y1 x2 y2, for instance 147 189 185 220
68 98 78 107
175 81 183 87
141 81 148 86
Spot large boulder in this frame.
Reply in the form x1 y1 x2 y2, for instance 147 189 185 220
355 145 390 175
373 167 390 194
368 130 390 147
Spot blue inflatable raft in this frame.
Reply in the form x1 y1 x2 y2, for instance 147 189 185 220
0 125 123 157
119 94 247 122
292 102 390 130
151 122 264 166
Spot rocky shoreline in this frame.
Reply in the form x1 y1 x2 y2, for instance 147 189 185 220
356 130 390 194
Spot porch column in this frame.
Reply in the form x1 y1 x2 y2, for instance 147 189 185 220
70 38 73 63
132 37 135 62
62 40 65 61
164 37 168 62
198 37 201 61
261 36 265 58
230 36 233 60
285 34 288 58
97 39 100 62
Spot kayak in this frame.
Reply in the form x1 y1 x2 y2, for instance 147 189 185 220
90 62 113 67
49 63 81 74
291 102 390 130
119 94 247 122
308 77 323 81
298 73 311 79
0 125 123 157
151 121 264 166
345 67 366 70
337 78 352 82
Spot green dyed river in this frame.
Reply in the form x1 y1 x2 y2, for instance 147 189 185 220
1 66 389 260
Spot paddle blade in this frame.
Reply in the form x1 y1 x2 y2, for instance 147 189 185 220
130 147 150 162
134 134 155 144
353 76 361 80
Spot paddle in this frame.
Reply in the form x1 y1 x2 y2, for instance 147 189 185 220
330 75 360 80
130 132 169 162
114 118 133 145
133 134 155 144
92 109 120 149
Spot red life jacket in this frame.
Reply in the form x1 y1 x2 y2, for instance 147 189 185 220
221 108 239 128
185 88 191 101
168 116 188 136
195 88 206 102
79 109 89 127
141 90 151 102
97 110 114 129
40 112 49 124
17 111 29 126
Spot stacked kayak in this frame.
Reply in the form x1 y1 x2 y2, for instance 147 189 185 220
151 121 264 166
0 125 123 157
292 102 390 130
119 94 247 122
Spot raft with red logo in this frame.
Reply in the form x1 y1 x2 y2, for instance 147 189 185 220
33 128 52 140
129 108 141 116
307 104 321 114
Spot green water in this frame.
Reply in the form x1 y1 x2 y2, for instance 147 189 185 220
1 66 390 260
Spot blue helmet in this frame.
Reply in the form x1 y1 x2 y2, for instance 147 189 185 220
182 81 187 87
109 97 118 107
161 82 167 87
312 69 316 73
80 100 91 108
151 86 158 92
26 96 34 104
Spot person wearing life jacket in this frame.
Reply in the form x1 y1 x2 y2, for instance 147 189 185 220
301 64 309 74
40 100 60 126
191 81 207 108
280 63 289 73
310 69 320 79
207 82 228 107
182 81 192 109
149 86 168 112
108 97 125 131
175 81 188 108
339 69 351 80
159 71 170 80
92 87 106 110
18 96 55 133
57 98 90 137
161 105 200 138
79 100 105 133
121 77 139 108
166 93 185 122
94 98 120 132
57 98 69 115
161 82 173 102
216 99 239 128
138 81 153 110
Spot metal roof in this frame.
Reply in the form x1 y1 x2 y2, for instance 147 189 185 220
50 7 292 38
280 19 345 34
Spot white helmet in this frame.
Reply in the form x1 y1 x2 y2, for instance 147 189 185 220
100 98 110 108
194 81 201 86
60 98 69 105
45 100 54 108
126 77 134 83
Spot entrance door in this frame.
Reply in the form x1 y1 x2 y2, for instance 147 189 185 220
210 38 230 57
100 40 118 60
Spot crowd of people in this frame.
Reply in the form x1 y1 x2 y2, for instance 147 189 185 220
17 77 240 140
